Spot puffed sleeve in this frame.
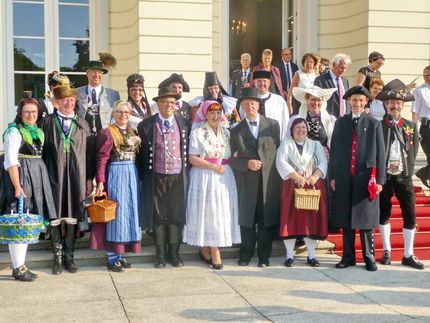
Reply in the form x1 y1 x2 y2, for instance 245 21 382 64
3 127 22 170
276 138 296 180
314 141 328 178
188 128 204 156
96 128 114 183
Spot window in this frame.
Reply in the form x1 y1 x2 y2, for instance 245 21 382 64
12 0 90 105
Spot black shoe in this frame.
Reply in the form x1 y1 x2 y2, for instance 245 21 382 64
154 259 166 268
199 251 212 265
365 262 378 271
295 238 306 248
307 257 320 267
380 250 391 265
258 259 270 268
64 260 79 273
107 261 125 272
402 255 424 270
211 262 223 270
335 261 356 269
238 259 249 266
119 258 134 269
23 266 38 279
284 258 294 267
416 168 430 188
12 265 36 282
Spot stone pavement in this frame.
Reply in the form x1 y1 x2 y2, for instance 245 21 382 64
1 254 429 323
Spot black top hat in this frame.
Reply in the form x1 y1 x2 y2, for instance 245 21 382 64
127 74 145 88
203 72 228 99
238 87 261 105
86 60 108 74
252 70 272 80
376 79 415 102
343 86 372 101
158 73 190 92
152 87 181 102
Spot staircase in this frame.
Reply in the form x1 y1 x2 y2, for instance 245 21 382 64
327 185 430 262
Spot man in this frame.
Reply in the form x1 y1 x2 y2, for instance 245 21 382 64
274 48 298 100
155 73 193 122
76 59 120 134
230 87 281 268
377 79 424 270
314 53 351 118
329 86 385 272
41 85 95 275
137 87 190 268
412 65 430 187
230 53 252 99
247 70 289 139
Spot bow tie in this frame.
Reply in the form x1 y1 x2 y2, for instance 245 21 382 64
249 121 257 126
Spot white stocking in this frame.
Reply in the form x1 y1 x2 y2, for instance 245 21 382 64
403 228 415 258
304 238 317 260
283 239 296 259
379 224 391 252
8 243 28 269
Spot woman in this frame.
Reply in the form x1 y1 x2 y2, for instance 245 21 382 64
90 100 142 272
250 49 284 98
183 100 241 270
366 78 385 121
356 51 385 90
294 86 337 150
126 73 151 129
1 98 57 281
276 116 328 267
288 53 319 115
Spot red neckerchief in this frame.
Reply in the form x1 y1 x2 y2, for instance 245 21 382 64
385 116 403 128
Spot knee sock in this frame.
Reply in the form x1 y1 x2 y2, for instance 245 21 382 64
9 244 28 269
379 224 391 252
304 238 317 260
107 252 121 265
403 228 415 258
283 239 296 259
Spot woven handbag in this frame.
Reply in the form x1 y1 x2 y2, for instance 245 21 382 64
86 193 117 223
294 186 321 211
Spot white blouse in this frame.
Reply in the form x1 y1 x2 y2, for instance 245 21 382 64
189 123 231 159
3 127 22 170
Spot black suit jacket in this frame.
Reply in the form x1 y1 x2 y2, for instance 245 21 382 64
275 60 298 93
314 72 350 118
230 69 252 99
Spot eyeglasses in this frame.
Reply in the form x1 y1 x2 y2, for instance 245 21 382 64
115 111 130 115
22 111 38 115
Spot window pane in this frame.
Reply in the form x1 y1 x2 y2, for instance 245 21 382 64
14 39 45 71
67 74 88 89
59 0 89 4
59 5 89 38
60 40 89 72
14 74 46 105
13 3 44 37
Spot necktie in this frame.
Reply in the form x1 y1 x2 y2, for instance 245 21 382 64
392 120 406 148
249 121 257 126
91 88 97 105
286 63 291 89
260 94 271 116
337 77 345 117
352 117 359 129
163 120 170 128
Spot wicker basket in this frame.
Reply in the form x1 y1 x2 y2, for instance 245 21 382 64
294 186 321 211
86 193 117 223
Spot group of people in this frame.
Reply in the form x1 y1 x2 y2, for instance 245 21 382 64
1 49 429 282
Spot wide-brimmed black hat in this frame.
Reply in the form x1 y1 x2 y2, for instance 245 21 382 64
158 73 190 92
343 86 372 101
238 87 261 105
376 79 415 102
152 87 181 102
127 73 145 88
86 60 108 74
203 72 228 99
252 70 272 80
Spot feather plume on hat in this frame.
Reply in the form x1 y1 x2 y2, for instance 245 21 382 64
98 51 117 69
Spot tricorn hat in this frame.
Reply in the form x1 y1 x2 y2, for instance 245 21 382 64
203 72 228 99
252 70 272 80
127 73 145 88
375 79 415 102
238 87 261 105
53 85 77 99
152 87 181 102
158 73 190 92
343 86 372 101
86 60 108 74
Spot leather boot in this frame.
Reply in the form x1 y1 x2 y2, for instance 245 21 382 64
154 225 167 268
167 224 183 267
51 225 63 275
63 224 79 273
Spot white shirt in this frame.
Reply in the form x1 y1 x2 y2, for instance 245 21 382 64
412 83 430 118
88 84 102 103
56 110 75 131
370 100 386 121
258 92 290 140
282 60 293 83
3 127 22 170
246 115 260 139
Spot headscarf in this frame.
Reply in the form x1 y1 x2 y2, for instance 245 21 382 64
192 100 229 130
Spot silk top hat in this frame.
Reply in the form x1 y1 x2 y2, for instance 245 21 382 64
127 74 145 88
86 60 108 74
343 85 372 101
152 87 181 102
292 86 337 105
252 70 272 80
158 73 190 92
53 85 78 99
238 87 261 105
376 79 415 102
